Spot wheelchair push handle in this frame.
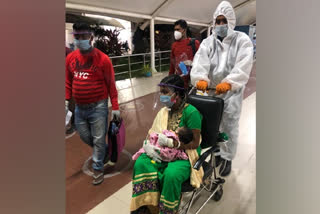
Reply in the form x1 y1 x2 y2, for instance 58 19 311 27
188 86 216 97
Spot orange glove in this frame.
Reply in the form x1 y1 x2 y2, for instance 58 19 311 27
215 82 231 95
196 80 208 91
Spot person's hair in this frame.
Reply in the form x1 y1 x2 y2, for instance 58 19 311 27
177 127 193 144
72 22 92 32
174 19 188 30
160 74 185 98
174 20 192 37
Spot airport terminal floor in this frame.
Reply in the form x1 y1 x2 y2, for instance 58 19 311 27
65 61 256 214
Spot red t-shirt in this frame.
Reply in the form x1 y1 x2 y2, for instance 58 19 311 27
169 38 200 88
65 48 119 110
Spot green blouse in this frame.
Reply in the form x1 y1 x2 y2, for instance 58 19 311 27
167 103 202 154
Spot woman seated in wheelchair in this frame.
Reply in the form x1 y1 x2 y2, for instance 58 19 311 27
130 75 203 214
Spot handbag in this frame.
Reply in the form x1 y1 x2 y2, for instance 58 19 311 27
108 118 126 163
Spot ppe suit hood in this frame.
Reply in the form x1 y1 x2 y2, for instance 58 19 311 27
213 1 236 30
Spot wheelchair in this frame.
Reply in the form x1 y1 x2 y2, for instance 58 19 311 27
178 88 226 214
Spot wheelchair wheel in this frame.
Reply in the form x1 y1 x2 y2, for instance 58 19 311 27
212 187 223 201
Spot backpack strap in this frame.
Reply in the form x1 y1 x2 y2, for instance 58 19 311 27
188 38 197 57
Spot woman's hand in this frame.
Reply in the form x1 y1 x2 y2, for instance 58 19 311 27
177 129 201 150
143 141 162 163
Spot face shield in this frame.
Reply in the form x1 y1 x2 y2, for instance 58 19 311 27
152 83 184 110
152 86 162 111
152 85 174 110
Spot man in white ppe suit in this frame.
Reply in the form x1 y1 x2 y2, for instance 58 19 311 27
190 1 253 176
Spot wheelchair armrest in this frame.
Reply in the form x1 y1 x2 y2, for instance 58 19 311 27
193 146 220 170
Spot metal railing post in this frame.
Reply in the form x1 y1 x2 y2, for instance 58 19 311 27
159 52 162 72
150 18 155 72
128 55 132 79
109 51 171 80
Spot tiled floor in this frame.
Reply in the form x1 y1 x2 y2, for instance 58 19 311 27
66 61 256 214
87 92 256 214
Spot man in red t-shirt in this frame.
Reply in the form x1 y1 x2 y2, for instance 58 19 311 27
169 20 200 89
65 22 120 185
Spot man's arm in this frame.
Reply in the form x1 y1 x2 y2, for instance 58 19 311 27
169 44 175 75
103 56 119 110
190 38 212 86
65 56 73 101
222 34 254 91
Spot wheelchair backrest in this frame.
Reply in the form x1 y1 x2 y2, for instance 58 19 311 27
187 91 224 149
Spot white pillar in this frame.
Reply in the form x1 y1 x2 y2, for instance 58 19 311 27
207 26 211 37
150 18 156 72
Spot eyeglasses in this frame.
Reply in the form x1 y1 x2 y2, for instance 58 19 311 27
215 18 228 25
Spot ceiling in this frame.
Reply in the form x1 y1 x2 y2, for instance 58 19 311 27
66 0 256 30
66 13 125 28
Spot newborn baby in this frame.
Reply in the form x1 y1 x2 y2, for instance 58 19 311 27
132 127 194 162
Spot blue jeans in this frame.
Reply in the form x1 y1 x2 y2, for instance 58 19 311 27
75 99 108 171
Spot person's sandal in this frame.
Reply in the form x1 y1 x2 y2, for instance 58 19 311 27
92 170 104 185
103 153 116 167
105 160 116 166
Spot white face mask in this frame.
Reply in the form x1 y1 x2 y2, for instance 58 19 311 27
214 24 228 38
174 31 182 40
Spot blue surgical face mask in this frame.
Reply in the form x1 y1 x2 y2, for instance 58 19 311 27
215 24 228 38
160 94 175 108
74 39 91 51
